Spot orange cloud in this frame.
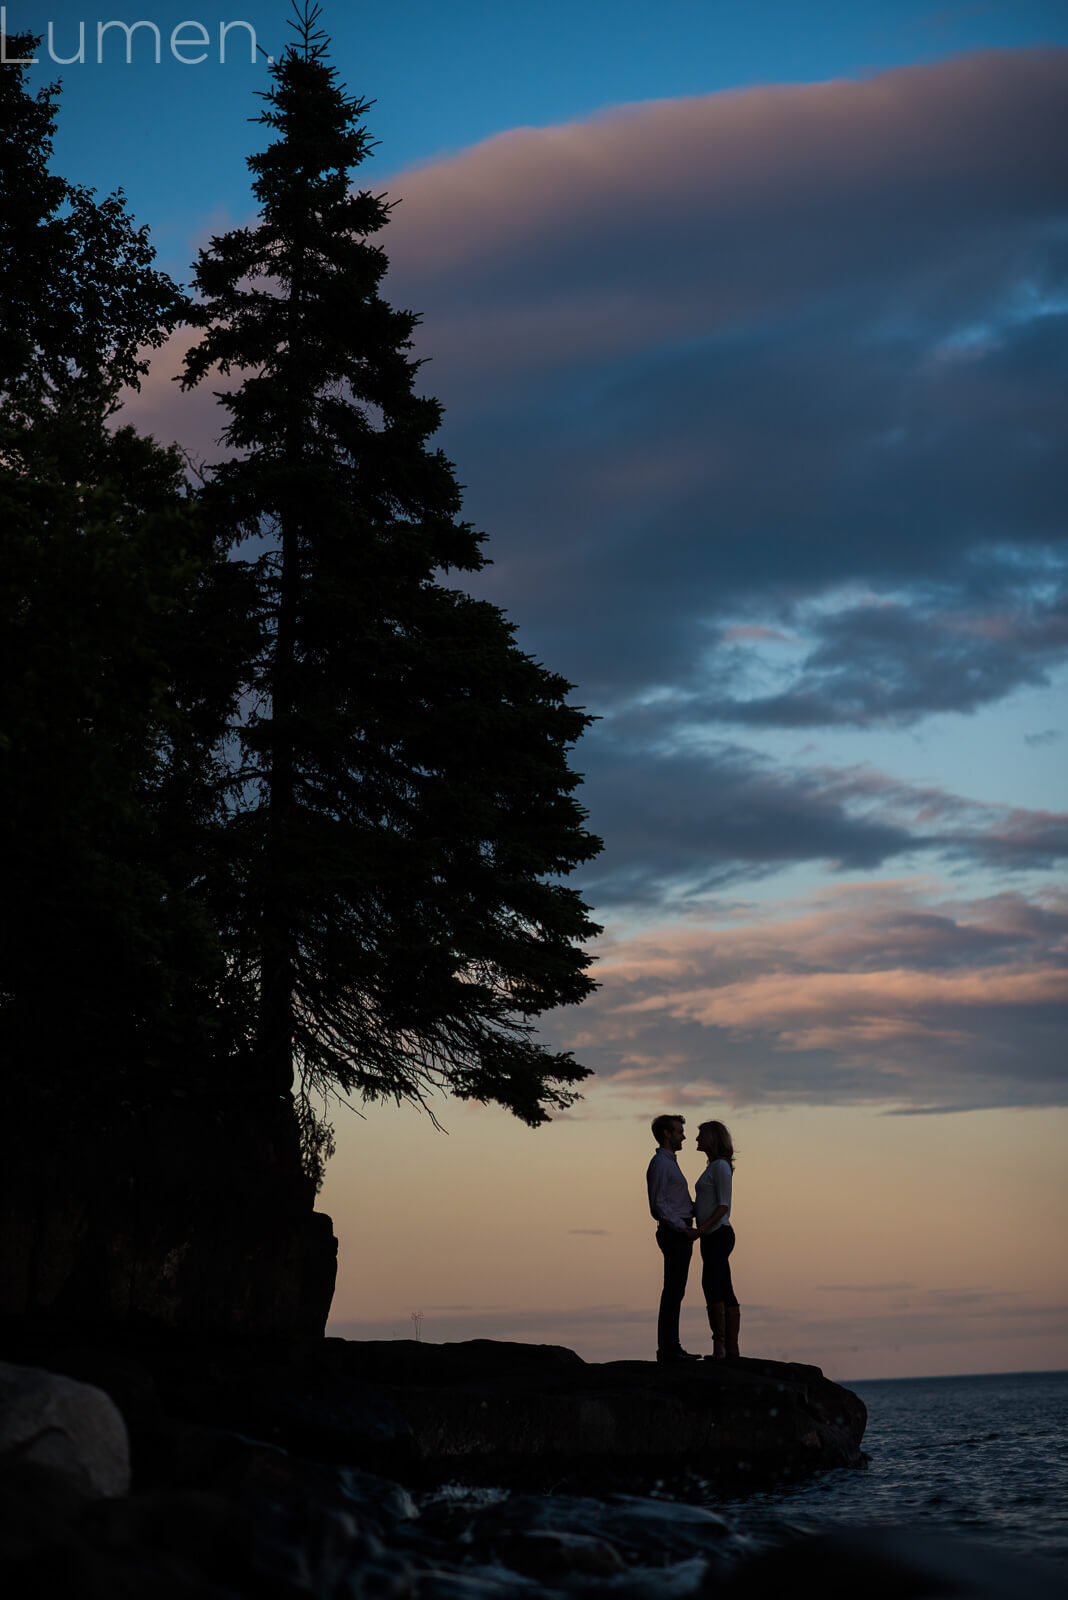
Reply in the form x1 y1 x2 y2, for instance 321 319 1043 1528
622 962 1065 1033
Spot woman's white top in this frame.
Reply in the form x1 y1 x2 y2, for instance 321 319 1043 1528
695 1158 732 1231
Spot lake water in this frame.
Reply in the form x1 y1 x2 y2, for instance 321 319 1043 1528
715 1369 1068 1574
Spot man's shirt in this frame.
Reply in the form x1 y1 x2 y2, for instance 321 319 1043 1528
646 1148 694 1232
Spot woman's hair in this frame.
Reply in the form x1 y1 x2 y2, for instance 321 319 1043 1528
698 1120 735 1170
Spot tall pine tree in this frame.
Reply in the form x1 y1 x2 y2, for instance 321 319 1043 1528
183 4 601 1132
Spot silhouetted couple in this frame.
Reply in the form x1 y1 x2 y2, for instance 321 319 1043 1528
646 1114 740 1363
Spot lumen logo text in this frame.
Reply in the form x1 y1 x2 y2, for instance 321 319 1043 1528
0 11 264 65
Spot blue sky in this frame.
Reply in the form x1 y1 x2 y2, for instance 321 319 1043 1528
16 0 1068 1119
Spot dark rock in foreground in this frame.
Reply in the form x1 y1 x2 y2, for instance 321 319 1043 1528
0 1333 866 1494
0 1093 337 1340
0 1338 1060 1599
0 1361 130 1499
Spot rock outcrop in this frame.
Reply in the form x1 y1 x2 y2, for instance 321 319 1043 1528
0 1333 866 1493
339 1338 868 1489
0 1090 337 1340
0 1334 1058 1600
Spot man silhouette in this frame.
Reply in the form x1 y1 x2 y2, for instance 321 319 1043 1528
647 1114 700 1362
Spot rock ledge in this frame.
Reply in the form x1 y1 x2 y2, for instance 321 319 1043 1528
339 1339 868 1489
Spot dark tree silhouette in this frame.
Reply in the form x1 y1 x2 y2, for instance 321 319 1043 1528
182 4 602 1133
0 35 248 1085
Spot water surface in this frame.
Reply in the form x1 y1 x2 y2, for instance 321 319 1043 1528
715 1370 1068 1573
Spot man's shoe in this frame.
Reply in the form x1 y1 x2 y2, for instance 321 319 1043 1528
656 1348 702 1363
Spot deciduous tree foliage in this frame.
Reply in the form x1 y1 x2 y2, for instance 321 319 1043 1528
0 36 247 1084
182 6 602 1127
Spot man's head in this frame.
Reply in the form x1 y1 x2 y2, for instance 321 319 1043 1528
651 1114 686 1152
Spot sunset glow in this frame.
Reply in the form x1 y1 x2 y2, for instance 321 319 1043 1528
44 0 1067 1379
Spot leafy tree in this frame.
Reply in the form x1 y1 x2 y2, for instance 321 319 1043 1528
182 3 602 1132
0 34 247 1088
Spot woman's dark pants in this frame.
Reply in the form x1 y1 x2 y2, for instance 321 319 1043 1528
699 1224 739 1309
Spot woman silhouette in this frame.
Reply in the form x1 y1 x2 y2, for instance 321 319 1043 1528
694 1120 740 1360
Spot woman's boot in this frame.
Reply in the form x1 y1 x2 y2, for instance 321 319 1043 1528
725 1305 741 1360
707 1302 727 1359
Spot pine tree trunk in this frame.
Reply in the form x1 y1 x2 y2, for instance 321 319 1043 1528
258 235 307 1098
259 513 298 1095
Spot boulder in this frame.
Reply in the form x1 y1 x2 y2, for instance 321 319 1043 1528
161 1359 412 1465
455 1490 732 1567
0 1360 130 1498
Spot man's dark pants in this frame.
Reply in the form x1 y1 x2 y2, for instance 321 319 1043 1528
655 1223 694 1356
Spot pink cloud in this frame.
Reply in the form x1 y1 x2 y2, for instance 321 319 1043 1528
117 326 232 466
377 48 1068 379
721 624 798 644
119 47 1068 448
623 962 1065 1033
384 50 1063 265
546 882 1068 1108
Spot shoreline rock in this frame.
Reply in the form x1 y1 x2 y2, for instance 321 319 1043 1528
1 1333 1062 1599
335 1338 868 1491
0 1332 867 1494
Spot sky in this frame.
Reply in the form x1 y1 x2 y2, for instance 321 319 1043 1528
17 0 1068 1378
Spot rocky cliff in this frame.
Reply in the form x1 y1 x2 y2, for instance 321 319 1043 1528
0 1089 337 1339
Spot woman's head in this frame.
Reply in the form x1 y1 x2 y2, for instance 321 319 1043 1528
696 1120 735 1169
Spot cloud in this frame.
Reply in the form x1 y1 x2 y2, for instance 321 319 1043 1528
122 49 1068 729
116 53 1068 1125
579 737 1068 906
699 588 1068 728
376 50 1068 718
382 49 1068 383
541 881 1068 1110
580 741 918 905
817 1283 914 1293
